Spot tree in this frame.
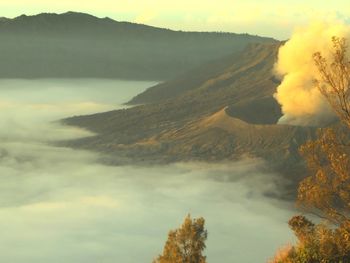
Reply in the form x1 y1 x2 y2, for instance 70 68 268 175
270 214 350 262
153 215 208 263
298 37 350 226
270 37 350 262
313 37 350 129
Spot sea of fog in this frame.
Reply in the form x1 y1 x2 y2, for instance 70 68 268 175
0 79 295 263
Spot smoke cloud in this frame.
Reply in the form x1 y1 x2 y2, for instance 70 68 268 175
274 21 350 126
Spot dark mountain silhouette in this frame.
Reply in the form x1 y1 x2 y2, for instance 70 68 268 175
0 11 276 80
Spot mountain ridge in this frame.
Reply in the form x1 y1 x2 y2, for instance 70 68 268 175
0 11 276 80
128 42 281 105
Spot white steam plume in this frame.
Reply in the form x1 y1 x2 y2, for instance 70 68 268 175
274 21 350 126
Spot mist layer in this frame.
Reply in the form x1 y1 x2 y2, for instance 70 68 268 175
0 79 294 263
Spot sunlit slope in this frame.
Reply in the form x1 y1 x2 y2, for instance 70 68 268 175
0 11 275 80
65 42 284 134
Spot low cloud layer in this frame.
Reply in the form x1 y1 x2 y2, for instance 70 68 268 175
0 79 294 263
0 148 294 263
274 21 350 126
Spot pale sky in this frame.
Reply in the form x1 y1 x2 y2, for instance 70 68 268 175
1 0 350 39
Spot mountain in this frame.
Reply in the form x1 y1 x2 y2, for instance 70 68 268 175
63 42 316 197
128 42 282 107
0 11 276 80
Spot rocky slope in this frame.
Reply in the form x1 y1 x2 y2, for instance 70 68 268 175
63 42 316 198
